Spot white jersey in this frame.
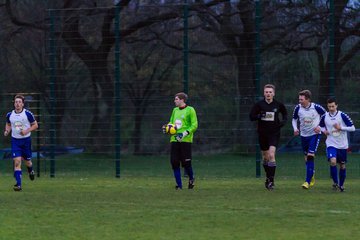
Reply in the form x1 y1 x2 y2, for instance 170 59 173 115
6 109 36 139
292 103 326 137
320 111 355 149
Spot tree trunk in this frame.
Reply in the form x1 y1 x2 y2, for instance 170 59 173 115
132 109 143 155
85 53 114 152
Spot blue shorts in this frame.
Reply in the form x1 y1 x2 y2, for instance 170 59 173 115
11 137 32 160
326 146 347 163
301 134 321 155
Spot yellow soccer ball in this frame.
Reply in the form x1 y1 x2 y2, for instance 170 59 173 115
165 124 177 135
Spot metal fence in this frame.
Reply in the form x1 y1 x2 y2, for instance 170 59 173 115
0 1 359 178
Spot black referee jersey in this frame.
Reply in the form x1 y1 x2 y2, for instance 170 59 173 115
249 98 288 133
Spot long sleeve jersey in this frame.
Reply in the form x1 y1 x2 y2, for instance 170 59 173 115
292 103 326 137
169 105 198 143
319 110 355 149
249 99 288 134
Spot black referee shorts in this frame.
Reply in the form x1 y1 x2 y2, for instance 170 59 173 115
258 132 280 151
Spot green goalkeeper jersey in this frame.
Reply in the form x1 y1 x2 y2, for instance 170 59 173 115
169 105 198 143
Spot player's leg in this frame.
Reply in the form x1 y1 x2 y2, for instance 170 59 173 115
170 142 182 189
308 135 321 185
267 146 276 189
259 134 270 189
304 154 315 187
24 137 35 180
339 163 346 192
181 143 195 189
266 132 280 189
330 158 338 189
13 157 22 191
327 147 338 189
261 150 270 187
338 149 347 192
25 160 35 181
302 135 320 189
300 136 309 188
11 138 23 191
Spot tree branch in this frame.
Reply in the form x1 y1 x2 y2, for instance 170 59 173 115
5 0 46 30
338 40 360 69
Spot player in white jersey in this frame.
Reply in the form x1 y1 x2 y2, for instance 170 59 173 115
292 90 326 189
319 97 355 192
4 94 38 191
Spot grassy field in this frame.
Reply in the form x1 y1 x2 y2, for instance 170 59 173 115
0 153 360 239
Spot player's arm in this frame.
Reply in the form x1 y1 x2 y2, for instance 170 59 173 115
4 123 11 136
337 112 355 132
314 104 326 116
163 109 176 133
279 102 288 127
4 113 11 136
292 105 300 135
249 103 264 121
29 120 39 131
21 111 39 136
21 120 38 136
319 115 329 135
187 107 198 134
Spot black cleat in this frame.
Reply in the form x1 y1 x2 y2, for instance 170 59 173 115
175 185 182 190
29 170 35 181
332 183 339 191
339 186 345 192
188 179 195 189
265 178 274 190
13 185 22 191
267 181 274 191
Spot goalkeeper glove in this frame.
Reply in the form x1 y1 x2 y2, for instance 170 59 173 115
162 124 167 134
175 131 189 142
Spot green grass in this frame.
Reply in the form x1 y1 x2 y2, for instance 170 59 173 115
0 154 360 239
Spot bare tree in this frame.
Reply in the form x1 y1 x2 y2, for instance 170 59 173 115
122 42 181 154
3 0 183 151
261 0 359 101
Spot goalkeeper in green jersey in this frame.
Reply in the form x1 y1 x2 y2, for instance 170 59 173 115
163 92 198 189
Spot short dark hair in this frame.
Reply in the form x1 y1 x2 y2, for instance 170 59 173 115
264 84 275 91
327 97 337 104
299 90 312 100
175 92 188 102
14 94 25 103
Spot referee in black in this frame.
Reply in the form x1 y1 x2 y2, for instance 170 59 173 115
249 84 288 190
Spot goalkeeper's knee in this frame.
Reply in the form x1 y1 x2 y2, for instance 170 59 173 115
183 159 192 169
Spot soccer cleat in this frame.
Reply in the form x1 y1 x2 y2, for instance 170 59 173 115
339 186 345 192
188 178 195 189
310 175 315 187
13 185 22 191
267 181 274 191
302 182 309 189
29 170 35 181
175 185 182 190
332 183 339 191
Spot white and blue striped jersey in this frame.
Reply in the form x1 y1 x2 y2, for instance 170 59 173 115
6 109 36 139
320 111 355 149
292 103 326 137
